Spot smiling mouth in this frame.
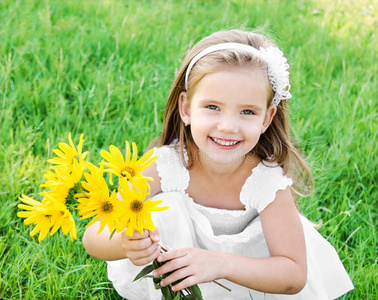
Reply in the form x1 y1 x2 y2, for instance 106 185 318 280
211 137 240 146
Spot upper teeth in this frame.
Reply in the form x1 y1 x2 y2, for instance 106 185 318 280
213 138 238 146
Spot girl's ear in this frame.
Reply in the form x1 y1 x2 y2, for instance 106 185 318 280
261 105 277 134
178 92 191 123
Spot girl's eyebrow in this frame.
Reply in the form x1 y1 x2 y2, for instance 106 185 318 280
241 104 263 114
197 99 223 107
197 98 221 103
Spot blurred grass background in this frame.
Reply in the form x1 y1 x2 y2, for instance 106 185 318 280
0 0 377 299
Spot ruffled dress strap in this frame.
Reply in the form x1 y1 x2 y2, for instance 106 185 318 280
240 161 293 213
153 145 189 193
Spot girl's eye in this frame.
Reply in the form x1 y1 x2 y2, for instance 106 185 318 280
206 105 219 111
241 109 254 115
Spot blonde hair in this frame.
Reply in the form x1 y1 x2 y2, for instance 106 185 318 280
156 29 313 197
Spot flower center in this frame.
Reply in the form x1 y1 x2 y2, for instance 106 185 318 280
130 199 143 212
102 201 113 213
121 166 135 178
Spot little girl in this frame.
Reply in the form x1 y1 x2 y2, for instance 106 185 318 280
83 29 354 299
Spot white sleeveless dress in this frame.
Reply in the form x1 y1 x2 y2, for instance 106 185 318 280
107 145 354 300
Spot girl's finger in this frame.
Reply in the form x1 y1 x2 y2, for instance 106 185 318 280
128 237 154 252
171 275 199 292
160 266 193 288
129 229 149 240
122 232 152 252
157 248 188 263
130 244 161 266
154 253 189 277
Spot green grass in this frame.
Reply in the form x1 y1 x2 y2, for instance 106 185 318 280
0 0 377 299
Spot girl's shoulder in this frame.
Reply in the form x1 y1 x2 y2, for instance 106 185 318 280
140 158 162 198
241 161 293 213
150 144 189 193
139 143 182 198
153 143 185 164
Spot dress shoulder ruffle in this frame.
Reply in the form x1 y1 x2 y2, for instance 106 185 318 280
154 145 189 193
240 161 293 213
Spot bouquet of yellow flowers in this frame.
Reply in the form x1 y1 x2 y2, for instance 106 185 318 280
17 133 166 241
17 133 204 300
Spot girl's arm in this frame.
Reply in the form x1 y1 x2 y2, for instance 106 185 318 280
82 162 162 263
154 187 307 294
222 186 307 293
82 223 161 263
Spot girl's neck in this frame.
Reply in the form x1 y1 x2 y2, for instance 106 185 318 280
186 152 261 210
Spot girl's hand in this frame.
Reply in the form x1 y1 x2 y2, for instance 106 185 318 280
153 248 223 291
121 228 161 266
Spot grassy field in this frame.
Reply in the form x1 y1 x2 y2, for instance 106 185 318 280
0 0 377 299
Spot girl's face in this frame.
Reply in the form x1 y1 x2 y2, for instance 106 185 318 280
179 68 276 167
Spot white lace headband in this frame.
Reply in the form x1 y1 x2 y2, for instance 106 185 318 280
184 42 292 106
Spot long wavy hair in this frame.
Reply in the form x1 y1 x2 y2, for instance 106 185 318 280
155 29 313 197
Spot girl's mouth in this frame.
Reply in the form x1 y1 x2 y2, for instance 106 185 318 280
211 137 240 147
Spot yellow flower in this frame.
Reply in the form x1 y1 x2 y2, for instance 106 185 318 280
41 197 77 241
42 156 86 191
47 133 88 172
17 192 77 241
21 136 87 242
79 162 108 197
18 194 77 241
76 163 121 234
17 194 53 242
100 141 157 191
76 163 108 214
36 179 79 241
79 190 121 234
50 208 77 241
40 183 73 209
40 157 86 212
116 180 168 237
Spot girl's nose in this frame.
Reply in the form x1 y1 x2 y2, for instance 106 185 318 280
217 114 238 133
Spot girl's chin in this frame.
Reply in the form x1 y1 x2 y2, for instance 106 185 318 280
200 148 248 166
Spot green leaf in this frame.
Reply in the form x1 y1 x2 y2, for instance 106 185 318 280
153 276 162 289
153 276 161 284
189 284 203 300
173 292 181 300
161 286 171 299
153 282 162 290
133 264 155 282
